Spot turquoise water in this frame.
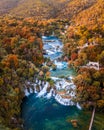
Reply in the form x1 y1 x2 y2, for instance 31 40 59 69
51 68 76 77
21 95 91 130
21 36 92 130
42 36 58 41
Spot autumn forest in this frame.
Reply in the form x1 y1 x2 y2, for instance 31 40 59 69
0 0 104 130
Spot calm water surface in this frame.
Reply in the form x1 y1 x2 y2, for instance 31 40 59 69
21 95 91 130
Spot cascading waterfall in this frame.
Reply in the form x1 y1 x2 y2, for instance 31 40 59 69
37 82 49 97
45 88 54 99
54 60 68 69
24 35 81 108
55 94 74 106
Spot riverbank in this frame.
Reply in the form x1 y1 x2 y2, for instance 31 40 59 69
21 35 103 130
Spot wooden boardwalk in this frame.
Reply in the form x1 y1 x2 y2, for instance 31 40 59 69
89 107 96 130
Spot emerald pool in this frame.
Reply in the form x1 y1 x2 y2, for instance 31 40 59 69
21 36 104 130
21 95 91 130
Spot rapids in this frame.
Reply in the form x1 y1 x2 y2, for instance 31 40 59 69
21 36 92 130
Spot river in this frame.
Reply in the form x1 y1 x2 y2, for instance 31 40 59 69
21 36 103 130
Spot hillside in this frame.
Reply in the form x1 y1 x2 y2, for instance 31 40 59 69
73 0 104 27
0 0 98 20
0 0 19 15
62 0 104 111
0 0 69 19
0 0 104 129
57 0 97 20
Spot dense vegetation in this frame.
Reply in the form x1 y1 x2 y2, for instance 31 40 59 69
0 0 104 129
0 16 69 129
0 17 45 129
0 0 99 20
57 0 97 19
63 0 104 111
0 0 69 19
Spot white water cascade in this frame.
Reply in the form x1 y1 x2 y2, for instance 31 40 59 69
36 82 49 97
54 60 68 69
45 88 55 99
55 94 74 106
53 77 76 106
24 36 78 107
76 103 82 110
24 87 30 96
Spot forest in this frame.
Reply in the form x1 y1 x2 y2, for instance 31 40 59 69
0 0 104 129
63 0 104 110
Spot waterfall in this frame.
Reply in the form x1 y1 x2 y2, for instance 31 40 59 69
76 103 82 110
34 84 37 93
29 88 32 93
55 79 74 90
36 82 49 97
54 60 68 69
24 36 77 107
24 76 76 106
55 94 74 106
24 88 30 96
46 50 55 55
51 77 60 81
38 80 41 85
45 88 54 99
39 85 42 91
